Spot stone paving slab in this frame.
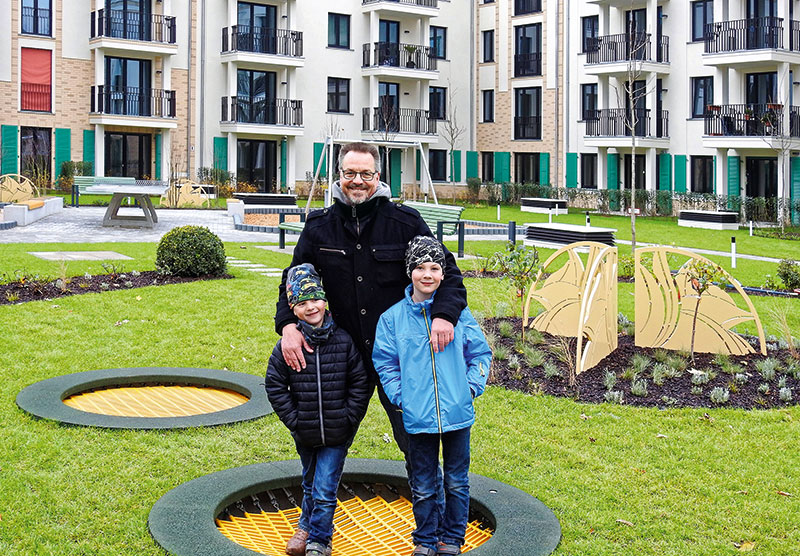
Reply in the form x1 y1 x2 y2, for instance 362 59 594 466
28 251 134 261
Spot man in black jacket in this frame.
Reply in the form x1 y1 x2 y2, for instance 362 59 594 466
275 141 468 455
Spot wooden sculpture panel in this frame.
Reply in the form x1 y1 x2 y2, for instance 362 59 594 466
0 174 38 203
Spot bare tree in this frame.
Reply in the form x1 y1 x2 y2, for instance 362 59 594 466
758 72 792 230
440 81 466 187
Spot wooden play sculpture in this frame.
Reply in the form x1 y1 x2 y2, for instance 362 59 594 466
160 180 209 208
634 247 766 356
523 241 618 376
0 174 39 203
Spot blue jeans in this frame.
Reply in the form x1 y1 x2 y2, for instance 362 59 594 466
407 427 471 550
294 439 351 546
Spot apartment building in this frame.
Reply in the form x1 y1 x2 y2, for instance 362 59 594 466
474 0 564 189
565 0 800 216
0 0 196 184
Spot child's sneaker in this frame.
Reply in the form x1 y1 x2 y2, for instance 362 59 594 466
412 545 437 556
305 541 327 556
436 542 461 555
285 529 308 556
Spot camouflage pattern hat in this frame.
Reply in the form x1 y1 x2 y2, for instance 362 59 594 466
286 263 326 308
405 235 445 277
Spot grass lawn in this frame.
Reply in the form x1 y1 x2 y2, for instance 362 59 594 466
1 241 799 555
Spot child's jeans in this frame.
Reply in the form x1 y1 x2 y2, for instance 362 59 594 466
407 427 471 550
294 438 352 546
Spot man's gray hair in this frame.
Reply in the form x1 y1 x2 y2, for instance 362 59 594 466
338 142 381 174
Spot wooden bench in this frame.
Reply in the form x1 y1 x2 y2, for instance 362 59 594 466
402 201 465 236
72 176 137 205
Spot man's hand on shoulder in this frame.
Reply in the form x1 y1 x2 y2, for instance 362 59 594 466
430 318 455 353
281 324 313 371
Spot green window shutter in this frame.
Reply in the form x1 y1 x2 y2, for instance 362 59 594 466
566 152 578 188
606 153 618 190
313 142 327 177
213 136 227 171
494 152 510 182
539 152 550 186
54 128 71 180
83 129 95 175
416 149 421 181
389 148 402 197
280 139 287 190
791 157 800 225
452 150 461 182
727 156 740 197
673 155 686 193
154 134 162 180
1 125 18 175
466 150 478 178
658 153 672 191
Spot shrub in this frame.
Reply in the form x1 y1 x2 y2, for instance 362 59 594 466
755 358 780 381
777 259 800 290
604 390 624 404
493 345 509 361
630 378 648 397
543 361 561 379
651 363 670 386
522 346 545 368
709 387 730 405
602 369 617 391
779 387 793 403
466 177 482 203
618 255 635 279
156 226 227 277
497 320 515 338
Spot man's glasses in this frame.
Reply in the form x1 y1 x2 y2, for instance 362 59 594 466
341 170 376 181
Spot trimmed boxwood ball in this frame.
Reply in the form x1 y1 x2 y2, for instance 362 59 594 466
156 225 227 277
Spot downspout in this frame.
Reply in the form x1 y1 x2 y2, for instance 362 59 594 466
186 0 193 178
198 0 206 169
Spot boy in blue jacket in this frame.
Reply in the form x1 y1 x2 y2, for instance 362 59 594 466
372 236 492 556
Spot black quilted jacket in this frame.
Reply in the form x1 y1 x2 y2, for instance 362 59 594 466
265 324 371 448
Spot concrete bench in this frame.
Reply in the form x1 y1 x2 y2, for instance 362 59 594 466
402 201 465 236
2 196 63 226
233 193 298 206
678 210 739 230
520 197 568 215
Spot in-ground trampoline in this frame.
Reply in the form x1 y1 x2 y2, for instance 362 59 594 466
15 367 272 429
149 459 561 556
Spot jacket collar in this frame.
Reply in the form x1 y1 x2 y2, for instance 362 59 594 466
403 283 436 311
331 179 392 218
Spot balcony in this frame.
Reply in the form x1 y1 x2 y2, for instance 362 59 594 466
584 33 669 75
361 0 438 18
90 85 177 128
514 116 541 140
20 83 51 112
514 0 542 16
221 26 304 68
361 42 438 79
220 97 304 136
703 17 800 65
514 53 542 77
90 10 178 55
584 108 669 147
703 103 786 136
21 6 51 36
361 107 437 139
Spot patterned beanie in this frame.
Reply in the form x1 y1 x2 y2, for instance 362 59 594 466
405 235 445 277
286 263 326 308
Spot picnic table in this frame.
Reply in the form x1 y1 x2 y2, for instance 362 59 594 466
84 184 168 228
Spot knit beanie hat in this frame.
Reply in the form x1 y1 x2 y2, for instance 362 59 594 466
405 235 445 277
286 263 326 308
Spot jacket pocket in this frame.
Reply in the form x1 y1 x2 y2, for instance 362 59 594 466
371 244 408 286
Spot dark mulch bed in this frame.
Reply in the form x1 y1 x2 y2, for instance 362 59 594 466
486 317 800 410
0 271 233 306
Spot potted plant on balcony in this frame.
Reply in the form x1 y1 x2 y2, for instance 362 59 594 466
403 44 419 68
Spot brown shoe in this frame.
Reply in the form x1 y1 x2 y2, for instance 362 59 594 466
285 529 308 556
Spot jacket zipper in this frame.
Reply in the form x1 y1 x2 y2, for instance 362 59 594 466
352 205 361 236
319 247 346 255
315 350 326 445
421 306 443 434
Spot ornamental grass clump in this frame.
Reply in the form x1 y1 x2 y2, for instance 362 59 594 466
756 358 780 382
604 390 624 404
709 387 730 405
651 362 670 386
630 378 649 398
497 320 515 339
156 225 227 277
543 361 561 379
631 354 651 376
779 387 793 403
522 346 546 368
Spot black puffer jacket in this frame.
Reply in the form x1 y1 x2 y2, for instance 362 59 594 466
266 324 371 447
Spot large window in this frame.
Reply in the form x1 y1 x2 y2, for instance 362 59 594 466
691 156 714 194
514 87 541 140
237 69 277 124
581 153 598 189
21 0 51 36
691 76 714 118
581 83 597 121
105 0 153 41
581 15 598 53
237 1 278 53
105 132 151 179
514 24 541 77
328 13 350 48
482 30 495 62
327 77 349 113
430 26 447 59
481 152 494 182
515 153 540 184
20 48 51 112
429 87 446 120
482 90 494 123
238 139 277 192
105 57 152 116
691 0 713 42
20 127 51 182
514 0 541 16
429 149 447 181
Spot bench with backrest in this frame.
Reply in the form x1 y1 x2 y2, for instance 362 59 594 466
402 201 465 236
277 214 308 249
72 176 137 205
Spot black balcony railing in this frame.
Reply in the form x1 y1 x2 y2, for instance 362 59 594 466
585 33 653 64
91 10 177 43
362 107 436 134
703 103 784 136
221 97 303 126
791 106 800 137
362 0 438 7
657 35 670 62
514 0 541 16
91 86 176 117
222 26 303 57
584 108 667 138
514 52 542 77
791 20 800 51
362 42 437 70
21 6 51 36
20 83 51 112
514 116 542 140
704 17 783 53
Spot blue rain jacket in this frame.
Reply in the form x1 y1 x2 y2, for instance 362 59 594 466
372 285 493 435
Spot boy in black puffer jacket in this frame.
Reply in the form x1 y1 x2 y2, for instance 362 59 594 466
266 264 371 556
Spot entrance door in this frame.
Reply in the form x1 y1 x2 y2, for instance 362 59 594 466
106 0 152 41
237 1 277 53
378 81 399 132
237 139 276 192
745 157 778 220
623 153 646 193
378 19 400 66
105 132 151 178
106 57 151 116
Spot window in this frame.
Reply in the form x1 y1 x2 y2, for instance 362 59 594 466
482 30 494 62
327 77 349 113
581 153 598 189
482 90 494 122
691 0 713 42
236 69 277 124
581 15 598 53
514 87 541 140
20 127 50 182
691 76 713 118
429 87 446 120
328 13 350 48
21 0 51 36
105 132 151 179
514 24 541 77
237 2 278 53
515 153 540 184
430 26 447 59
237 139 277 192
514 0 541 16
581 83 597 121
21 48 51 112
105 57 152 116
429 149 447 181
691 156 714 193
481 152 494 182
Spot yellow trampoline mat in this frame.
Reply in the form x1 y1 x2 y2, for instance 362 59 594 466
217 493 493 556
63 385 249 417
